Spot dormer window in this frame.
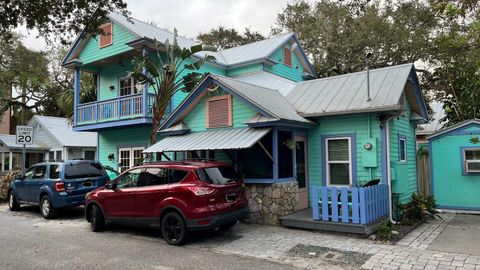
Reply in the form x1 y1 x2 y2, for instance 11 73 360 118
99 23 113 48
283 47 292 66
206 95 232 128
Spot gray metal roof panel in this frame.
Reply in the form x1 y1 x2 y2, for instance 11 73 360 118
232 71 297 96
426 119 480 140
288 63 414 116
28 116 97 147
145 128 270 153
213 75 311 124
417 102 446 135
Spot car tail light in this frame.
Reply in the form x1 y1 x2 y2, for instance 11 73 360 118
55 182 65 192
188 186 215 196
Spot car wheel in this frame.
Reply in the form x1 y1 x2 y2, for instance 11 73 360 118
8 191 20 211
217 220 238 231
161 212 188 246
90 205 105 232
40 195 57 219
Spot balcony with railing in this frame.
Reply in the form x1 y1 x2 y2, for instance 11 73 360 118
74 93 157 130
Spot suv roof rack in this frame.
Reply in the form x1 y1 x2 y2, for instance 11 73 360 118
45 159 64 162
181 158 218 162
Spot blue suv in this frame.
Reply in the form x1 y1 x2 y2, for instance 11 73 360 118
8 160 109 219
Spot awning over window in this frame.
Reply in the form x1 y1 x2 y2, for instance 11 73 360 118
143 128 271 153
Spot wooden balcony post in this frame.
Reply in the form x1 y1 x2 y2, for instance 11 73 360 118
142 46 149 116
73 67 81 126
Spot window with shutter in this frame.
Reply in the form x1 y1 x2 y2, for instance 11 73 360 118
99 23 113 48
283 47 292 66
206 95 232 128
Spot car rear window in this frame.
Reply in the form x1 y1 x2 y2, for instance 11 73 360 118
196 166 240 185
64 162 106 179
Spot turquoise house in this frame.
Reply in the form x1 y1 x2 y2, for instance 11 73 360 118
63 13 428 232
427 119 480 211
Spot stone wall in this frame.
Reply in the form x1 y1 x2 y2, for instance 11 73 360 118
245 181 301 225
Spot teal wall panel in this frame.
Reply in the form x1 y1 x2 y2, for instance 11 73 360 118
430 125 480 209
264 46 304 81
388 98 418 203
183 89 257 132
98 126 150 170
307 114 383 203
79 22 137 65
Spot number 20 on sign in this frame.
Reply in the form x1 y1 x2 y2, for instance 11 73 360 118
16 126 34 145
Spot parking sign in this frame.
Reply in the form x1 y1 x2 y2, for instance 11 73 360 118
16 126 34 145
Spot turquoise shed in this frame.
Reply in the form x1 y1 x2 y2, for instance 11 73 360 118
428 119 480 211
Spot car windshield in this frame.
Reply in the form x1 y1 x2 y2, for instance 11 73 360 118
64 162 106 179
196 166 240 185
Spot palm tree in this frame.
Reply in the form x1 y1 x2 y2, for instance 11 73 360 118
130 29 216 145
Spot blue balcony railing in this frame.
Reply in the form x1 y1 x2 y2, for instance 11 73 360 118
76 93 156 125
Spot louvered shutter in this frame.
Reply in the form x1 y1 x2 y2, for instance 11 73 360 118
99 23 113 48
283 47 292 66
207 96 231 128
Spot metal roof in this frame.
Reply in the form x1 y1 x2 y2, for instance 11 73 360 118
232 71 297 96
0 134 48 150
426 119 480 140
144 128 271 153
213 75 311 124
108 12 199 50
287 63 415 117
417 102 446 135
28 116 97 147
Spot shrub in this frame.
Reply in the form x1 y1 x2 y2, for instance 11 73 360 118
401 193 438 224
376 220 393 241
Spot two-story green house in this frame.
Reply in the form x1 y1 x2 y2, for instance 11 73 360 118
64 13 428 233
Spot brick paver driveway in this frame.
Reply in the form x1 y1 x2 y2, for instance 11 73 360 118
193 213 480 270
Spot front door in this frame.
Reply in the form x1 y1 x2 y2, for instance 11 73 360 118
118 147 144 173
295 137 308 210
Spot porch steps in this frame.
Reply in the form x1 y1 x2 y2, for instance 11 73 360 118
279 208 385 236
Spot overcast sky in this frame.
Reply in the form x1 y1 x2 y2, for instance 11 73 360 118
19 0 316 51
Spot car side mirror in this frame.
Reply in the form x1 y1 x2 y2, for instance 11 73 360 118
106 181 117 190
15 175 23 180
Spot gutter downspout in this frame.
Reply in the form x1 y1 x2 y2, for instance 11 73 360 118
384 112 402 224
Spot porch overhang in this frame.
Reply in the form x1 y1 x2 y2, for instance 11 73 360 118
143 127 271 153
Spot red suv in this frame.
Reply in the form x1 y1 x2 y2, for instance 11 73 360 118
84 161 248 245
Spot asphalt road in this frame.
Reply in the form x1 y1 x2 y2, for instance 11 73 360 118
0 204 300 270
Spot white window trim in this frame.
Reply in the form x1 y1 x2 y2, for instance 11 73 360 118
325 137 352 187
118 76 136 96
464 148 480 173
50 149 62 160
399 137 407 162
118 147 144 172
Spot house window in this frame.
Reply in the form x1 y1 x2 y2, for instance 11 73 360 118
283 47 292 66
118 147 144 173
84 150 96 160
206 95 232 128
399 137 407 162
326 137 352 186
99 23 113 48
119 76 138 96
464 148 480 173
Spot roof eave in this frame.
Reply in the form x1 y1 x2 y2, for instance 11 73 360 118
300 105 404 118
